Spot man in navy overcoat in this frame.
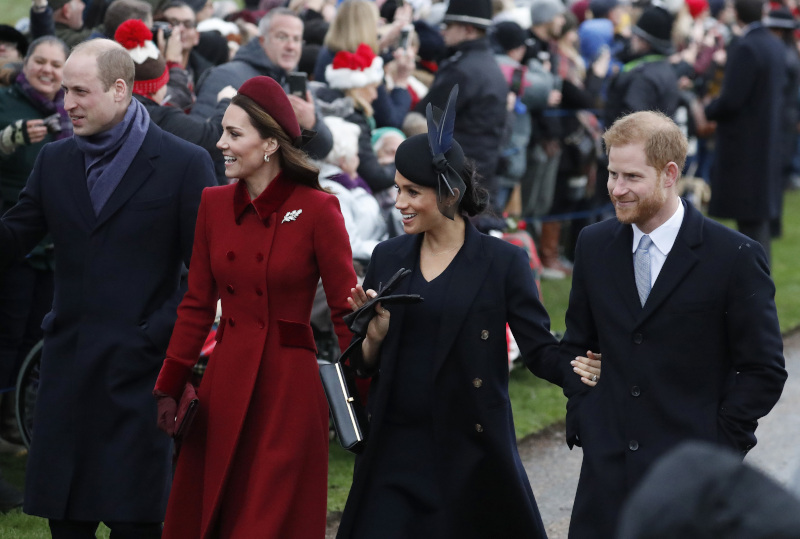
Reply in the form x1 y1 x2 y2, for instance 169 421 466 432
0 39 215 536
562 111 786 538
705 0 786 264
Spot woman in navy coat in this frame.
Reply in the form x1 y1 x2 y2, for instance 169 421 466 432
336 88 600 539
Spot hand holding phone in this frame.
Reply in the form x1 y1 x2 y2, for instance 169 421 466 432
288 72 308 98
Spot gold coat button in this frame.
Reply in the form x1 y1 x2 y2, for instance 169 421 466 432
480 330 489 340
472 378 483 388
475 423 484 433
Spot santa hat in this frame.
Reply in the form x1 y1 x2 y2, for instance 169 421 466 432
325 44 384 90
114 19 169 97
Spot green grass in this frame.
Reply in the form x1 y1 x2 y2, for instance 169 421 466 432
0 2 31 27
3 190 800 529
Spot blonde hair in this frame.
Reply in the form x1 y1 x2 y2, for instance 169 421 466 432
603 111 688 172
323 0 379 53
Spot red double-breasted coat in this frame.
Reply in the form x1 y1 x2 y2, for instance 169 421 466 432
155 174 356 538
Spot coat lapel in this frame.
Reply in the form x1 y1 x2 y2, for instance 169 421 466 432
93 125 160 229
605 222 642 321
63 141 97 228
637 200 702 324
431 221 492 379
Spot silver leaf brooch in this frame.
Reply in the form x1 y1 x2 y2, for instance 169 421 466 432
281 209 302 223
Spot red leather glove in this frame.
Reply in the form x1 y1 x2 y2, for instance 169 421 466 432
154 390 177 437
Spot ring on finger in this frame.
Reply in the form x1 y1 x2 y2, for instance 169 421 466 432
591 374 597 382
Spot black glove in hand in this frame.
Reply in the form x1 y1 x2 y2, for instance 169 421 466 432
344 268 422 337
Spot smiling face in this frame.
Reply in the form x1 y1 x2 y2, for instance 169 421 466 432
23 42 67 101
62 50 128 136
607 142 673 233
217 104 276 181
394 171 446 234
260 14 303 73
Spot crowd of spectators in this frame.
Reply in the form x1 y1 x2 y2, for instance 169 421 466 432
3 0 797 280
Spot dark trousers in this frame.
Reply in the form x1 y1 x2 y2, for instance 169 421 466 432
49 520 162 539
736 219 772 267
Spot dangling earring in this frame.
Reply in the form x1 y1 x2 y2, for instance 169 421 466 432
264 153 270 163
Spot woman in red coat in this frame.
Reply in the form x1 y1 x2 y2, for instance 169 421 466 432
153 76 356 538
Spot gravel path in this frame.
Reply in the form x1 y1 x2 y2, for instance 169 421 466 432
327 331 800 538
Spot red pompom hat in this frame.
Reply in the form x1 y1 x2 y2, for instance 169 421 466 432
114 19 169 97
325 43 384 90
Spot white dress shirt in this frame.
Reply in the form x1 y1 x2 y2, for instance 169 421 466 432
631 198 685 288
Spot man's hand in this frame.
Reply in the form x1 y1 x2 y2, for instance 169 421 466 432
32 0 48 12
160 25 184 64
288 90 316 130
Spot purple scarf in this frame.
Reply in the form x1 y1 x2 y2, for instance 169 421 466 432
328 172 372 194
15 71 72 140
74 99 150 216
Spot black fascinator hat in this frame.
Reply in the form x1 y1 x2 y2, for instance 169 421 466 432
395 85 466 220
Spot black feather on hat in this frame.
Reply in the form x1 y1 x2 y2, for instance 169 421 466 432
395 85 466 220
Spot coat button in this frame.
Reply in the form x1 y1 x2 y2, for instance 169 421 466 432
228 318 236 327
257 320 265 330
633 333 643 344
480 330 489 340
256 287 264 296
631 386 641 397
475 424 484 433
472 378 483 388
226 251 235 261
629 440 639 451
256 253 264 262
226 284 235 294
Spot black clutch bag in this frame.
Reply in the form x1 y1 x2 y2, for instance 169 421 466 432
319 340 369 454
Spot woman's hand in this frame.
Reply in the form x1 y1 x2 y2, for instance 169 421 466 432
25 119 47 145
348 284 390 344
572 351 601 387
154 391 177 437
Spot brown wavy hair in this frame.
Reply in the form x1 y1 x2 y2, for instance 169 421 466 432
231 94 322 191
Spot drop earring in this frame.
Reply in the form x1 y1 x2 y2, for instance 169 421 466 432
264 153 270 163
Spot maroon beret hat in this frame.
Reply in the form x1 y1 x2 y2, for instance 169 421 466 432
237 76 301 141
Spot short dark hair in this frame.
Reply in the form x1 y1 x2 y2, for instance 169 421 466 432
104 0 153 40
734 0 764 24
24 36 69 64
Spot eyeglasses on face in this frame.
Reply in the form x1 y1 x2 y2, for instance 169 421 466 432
167 18 196 29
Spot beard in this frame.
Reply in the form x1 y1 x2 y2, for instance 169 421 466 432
610 176 668 226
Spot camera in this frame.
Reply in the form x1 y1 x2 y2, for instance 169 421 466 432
42 113 62 134
151 21 172 41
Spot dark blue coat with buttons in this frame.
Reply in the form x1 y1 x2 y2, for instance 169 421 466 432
337 220 584 539
561 200 787 539
0 122 216 521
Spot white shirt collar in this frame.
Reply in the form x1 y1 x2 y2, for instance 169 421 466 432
631 198 685 255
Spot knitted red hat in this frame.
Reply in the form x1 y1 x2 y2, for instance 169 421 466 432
685 0 709 19
325 44 384 90
114 19 169 97
237 76 301 141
